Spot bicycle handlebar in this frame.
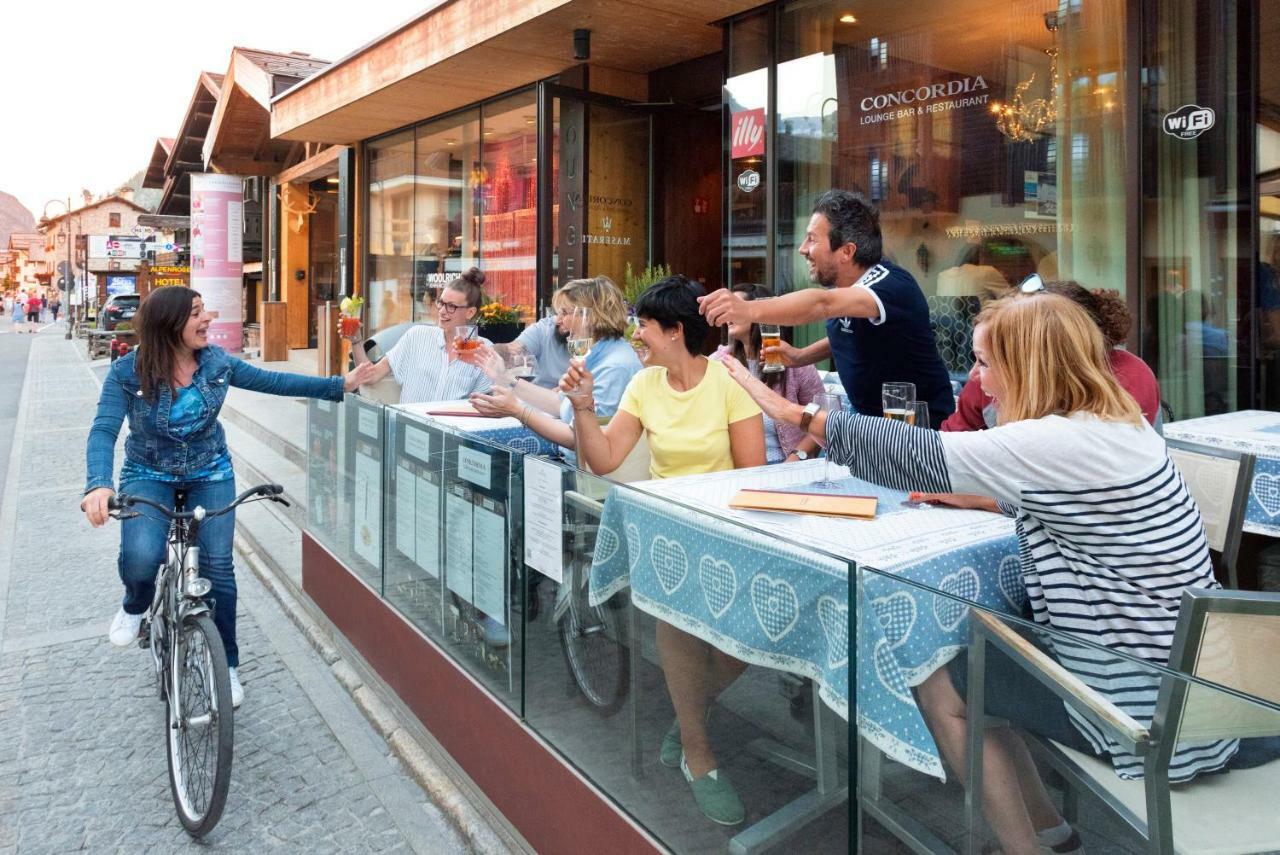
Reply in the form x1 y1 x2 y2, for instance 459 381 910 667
108 483 287 520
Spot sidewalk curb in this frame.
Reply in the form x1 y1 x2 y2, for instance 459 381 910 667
232 534 515 855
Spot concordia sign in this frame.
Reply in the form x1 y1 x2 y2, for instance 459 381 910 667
859 76 990 120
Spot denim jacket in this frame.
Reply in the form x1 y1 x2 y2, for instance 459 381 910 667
85 345 344 494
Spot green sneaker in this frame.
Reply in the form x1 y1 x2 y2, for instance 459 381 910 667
681 755 745 826
660 718 682 768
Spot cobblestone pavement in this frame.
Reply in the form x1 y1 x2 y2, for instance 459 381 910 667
0 335 470 853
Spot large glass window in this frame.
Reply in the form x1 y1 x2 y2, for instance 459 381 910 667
725 11 771 291
367 131 415 332
1263 0 1280 409
365 94 538 335
770 0 1128 381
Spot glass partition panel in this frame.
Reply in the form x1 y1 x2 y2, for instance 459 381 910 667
306 396 347 563
413 110 482 324
523 462 851 853
856 565 1280 853
383 409 448 640
434 421 523 710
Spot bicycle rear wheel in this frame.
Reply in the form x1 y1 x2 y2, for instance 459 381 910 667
558 576 630 716
165 612 233 837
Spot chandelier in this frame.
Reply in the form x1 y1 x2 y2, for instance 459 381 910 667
990 47 1059 142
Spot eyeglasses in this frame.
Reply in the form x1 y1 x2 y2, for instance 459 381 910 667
435 299 470 314
1019 273 1045 294
553 307 573 318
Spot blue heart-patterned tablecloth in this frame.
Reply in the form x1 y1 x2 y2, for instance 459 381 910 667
1165 411 1280 538
589 481 1021 779
463 424 562 458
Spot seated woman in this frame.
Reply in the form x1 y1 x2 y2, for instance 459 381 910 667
722 292 1242 855
943 279 1160 432
922 279 1162 512
714 283 824 464
467 276 641 462
565 275 765 826
351 268 491 403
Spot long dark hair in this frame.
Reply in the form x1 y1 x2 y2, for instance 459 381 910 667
134 286 198 402
729 283 785 389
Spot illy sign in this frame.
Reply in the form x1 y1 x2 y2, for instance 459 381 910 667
731 108 765 159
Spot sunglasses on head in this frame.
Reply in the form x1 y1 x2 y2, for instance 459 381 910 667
1019 273 1045 294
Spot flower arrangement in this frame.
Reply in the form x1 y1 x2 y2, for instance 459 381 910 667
477 298 525 326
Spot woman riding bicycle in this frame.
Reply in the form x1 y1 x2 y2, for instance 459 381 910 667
82 286 375 707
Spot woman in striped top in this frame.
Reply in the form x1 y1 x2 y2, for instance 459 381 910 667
722 293 1231 855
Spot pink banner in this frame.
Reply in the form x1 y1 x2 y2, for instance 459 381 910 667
190 173 244 353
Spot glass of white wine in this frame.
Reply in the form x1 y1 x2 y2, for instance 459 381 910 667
813 392 845 487
565 306 593 398
881 382 916 422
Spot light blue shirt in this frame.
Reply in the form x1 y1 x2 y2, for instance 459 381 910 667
515 316 571 389
558 336 643 463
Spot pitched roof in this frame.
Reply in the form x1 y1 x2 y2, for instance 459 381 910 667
39 194 148 229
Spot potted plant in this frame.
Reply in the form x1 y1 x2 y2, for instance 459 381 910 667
477 297 527 344
623 262 671 351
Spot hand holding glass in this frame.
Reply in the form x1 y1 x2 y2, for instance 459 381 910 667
454 324 480 352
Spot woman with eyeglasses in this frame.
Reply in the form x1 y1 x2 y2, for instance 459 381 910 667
349 268 492 402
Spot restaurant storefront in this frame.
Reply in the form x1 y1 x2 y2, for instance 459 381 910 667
269 1 1280 852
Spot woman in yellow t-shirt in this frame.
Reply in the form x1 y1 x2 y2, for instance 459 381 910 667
563 275 765 826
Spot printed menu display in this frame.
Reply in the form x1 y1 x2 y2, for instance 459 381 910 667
472 499 507 625
445 487 474 602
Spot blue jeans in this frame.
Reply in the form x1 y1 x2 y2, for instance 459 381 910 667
118 478 241 667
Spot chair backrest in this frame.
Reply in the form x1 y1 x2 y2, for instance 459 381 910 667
1165 438 1254 586
1160 589 1280 743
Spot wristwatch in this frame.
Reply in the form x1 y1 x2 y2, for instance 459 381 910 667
799 401 821 432
791 450 809 461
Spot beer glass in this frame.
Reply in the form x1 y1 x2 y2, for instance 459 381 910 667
909 401 929 429
760 324 784 374
882 382 916 421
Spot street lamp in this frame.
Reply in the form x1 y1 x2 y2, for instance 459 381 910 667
41 197 74 341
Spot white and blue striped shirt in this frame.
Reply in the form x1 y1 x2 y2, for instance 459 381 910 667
826 410 1236 782
385 325 492 403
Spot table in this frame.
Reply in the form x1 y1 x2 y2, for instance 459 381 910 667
588 459 1020 779
1164 409 1280 538
393 401 562 458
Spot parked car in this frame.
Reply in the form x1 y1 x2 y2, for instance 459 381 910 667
101 293 140 331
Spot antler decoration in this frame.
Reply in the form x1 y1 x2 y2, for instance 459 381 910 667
282 190 320 233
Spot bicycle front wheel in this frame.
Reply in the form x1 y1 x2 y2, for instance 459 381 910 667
165 612 233 837
559 582 630 716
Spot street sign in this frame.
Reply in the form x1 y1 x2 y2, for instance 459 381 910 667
132 225 155 238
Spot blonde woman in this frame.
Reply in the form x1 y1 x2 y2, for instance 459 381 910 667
723 293 1233 855
467 276 641 458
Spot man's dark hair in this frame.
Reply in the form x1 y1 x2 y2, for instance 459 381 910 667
633 274 709 355
813 190 882 267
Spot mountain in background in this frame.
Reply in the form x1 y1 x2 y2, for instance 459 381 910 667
0 192 36 246
116 170 162 213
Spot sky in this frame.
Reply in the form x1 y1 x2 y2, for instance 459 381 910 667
0 0 436 221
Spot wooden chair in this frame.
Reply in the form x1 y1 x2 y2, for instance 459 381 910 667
1165 438 1254 589
965 590 1280 854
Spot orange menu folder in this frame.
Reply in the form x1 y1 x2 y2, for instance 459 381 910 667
729 489 877 520
423 403 501 418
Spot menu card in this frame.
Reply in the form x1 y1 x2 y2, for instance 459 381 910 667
729 488 877 520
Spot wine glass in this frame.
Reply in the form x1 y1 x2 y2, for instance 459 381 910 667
565 307 593 398
881 382 916 422
813 392 845 487
506 349 537 387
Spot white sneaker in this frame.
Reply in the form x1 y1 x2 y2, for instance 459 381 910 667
108 608 144 647
228 667 244 709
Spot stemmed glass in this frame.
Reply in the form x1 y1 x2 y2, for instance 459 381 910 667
813 392 845 487
565 307 593 397
505 348 537 387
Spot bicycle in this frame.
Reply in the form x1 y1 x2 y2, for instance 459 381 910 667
557 488 631 716
107 483 291 837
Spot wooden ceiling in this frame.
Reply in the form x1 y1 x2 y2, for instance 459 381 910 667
271 0 761 144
